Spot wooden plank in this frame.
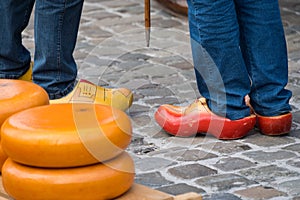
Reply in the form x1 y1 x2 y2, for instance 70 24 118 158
0 177 10 200
173 192 202 200
116 184 174 200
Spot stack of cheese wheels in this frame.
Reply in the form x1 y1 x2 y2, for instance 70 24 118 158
0 79 49 171
1 103 135 200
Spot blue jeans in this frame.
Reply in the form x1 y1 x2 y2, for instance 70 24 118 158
0 0 84 99
188 0 292 120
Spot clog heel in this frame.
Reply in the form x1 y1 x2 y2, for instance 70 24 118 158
256 113 292 136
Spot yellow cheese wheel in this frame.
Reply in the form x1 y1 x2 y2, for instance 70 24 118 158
1 103 132 168
0 79 49 127
0 144 8 172
2 152 135 200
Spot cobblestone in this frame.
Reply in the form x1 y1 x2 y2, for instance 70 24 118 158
195 174 257 192
213 157 256 172
243 150 297 162
135 171 174 187
234 186 288 200
23 0 300 199
240 165 300 183
279 179 300 196
157 183 205 196
168 164 217 179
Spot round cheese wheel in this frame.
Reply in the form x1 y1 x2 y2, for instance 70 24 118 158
0 144 8 172
2 152 135 200
1 103 132 168
0 79 49 127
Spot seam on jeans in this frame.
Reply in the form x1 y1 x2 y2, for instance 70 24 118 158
239 20 260 105
56 2 66 82
20 2 31 40
16 1 33 67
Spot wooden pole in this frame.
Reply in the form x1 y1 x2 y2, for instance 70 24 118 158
145 0 151 47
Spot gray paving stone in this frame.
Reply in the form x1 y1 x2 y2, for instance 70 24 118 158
100 0 139 8
199 141 252 155
98 16 144 28
152 74 186 85
151 129 174 139
279 179 300 196
136 84 176 97
128 104 151 116
213 157 256 172
284 143 300 153
85 11 121 21
240 165 300 183
135 172 173 187
83 56 113 67
168 164 217 179
164 136 215 147
136 64 178 78
169 60 194 70
84 0 109 3
286 159 300 168
157 183 205 195
289 129 300 139
243 133 296 147
152 18 182 28
243 150 297 162
119 52 151 62
82 26 113 39
144 96 181 105
116 5 145 15
234 186 287 199
135 157 176 171
164 149 218 161
93 46 126 57
293 111 300 124
82 4 103 12
151 55 190 66
203 193 242 200
195 174 257 192
131 115 152 127
128 135 158 155
150 38 180 49
149 148 187 158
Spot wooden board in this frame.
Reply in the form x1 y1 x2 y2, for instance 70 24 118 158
116 184 173 200
0 177 12 200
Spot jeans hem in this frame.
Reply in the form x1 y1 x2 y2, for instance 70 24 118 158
47 80 77 100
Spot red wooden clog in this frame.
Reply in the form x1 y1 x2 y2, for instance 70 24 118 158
155 98 256 140
256 113 292 136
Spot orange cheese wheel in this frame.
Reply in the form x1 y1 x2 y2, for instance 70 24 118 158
0 79 49 127
1 103 132 168
2 152 135 200
0 144 8 172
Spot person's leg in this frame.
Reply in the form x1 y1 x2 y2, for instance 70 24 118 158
155 0 257 139
33 0 84 99
187 0 251 120
235 0 292 116
0 0 35 79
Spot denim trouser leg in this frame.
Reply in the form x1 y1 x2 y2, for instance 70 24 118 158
0 0 35 78
188 0 292 120
34 0 84 99
188 0 251 120
235 0 292 116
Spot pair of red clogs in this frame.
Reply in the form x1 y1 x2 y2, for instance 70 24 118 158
155 98 292 140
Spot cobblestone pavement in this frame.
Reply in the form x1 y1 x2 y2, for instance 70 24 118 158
23 0 300 199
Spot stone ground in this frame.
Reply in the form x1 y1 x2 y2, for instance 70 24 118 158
23 0 300 199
